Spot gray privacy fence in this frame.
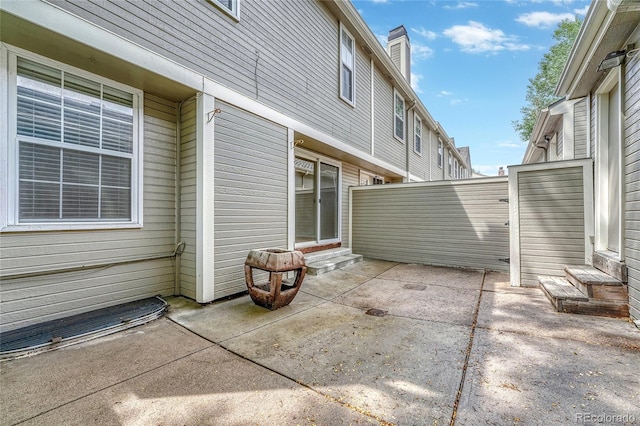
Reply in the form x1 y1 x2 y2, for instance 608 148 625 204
349 177 510 272
349 159 593 285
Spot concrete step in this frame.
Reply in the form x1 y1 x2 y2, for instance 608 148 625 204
564 265 628 301
306 253 363 276
539 275 629 318
304 247 353 264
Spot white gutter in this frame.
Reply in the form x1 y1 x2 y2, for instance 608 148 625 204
556 1 612 98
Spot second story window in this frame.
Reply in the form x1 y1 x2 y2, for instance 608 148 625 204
454 159 459 179
437 140 443 168
414 116 422 154
215 0 239 18
340 24 355 105
448 151 453 176
394 90 405 142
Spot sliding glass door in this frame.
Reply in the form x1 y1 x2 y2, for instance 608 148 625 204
295 153 340 247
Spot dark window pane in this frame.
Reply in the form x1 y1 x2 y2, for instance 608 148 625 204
19 143 60 182
61 185 99 219
63 150 99 185
101 188 131 219
19 181 60 220
101 155 131 188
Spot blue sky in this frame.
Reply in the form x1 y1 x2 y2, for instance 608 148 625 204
352 0 589 175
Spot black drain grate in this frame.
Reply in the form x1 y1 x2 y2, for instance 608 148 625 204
365 308 388 317
1 297 166 354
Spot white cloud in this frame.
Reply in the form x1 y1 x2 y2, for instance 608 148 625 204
411 72 423 94
450 99 463 106
371 0 389 3
438 90 453 97
375 33 387 47
411 26 437 40
515 11 575 28
498 140 525 148
443 21 530 54
574 5 589 15
443 2 479 10
412 43 434 61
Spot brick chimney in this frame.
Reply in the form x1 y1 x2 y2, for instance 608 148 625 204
387 25 411 85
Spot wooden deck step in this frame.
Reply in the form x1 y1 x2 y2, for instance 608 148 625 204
564 265 628 301
539 276 588 312
539 275 629 318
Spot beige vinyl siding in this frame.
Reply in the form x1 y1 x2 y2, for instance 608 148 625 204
214 101 288 298
179 98 197 300
50 0 373 158
574 98 588 159
625 51 640 320
351 179 509 271
0 95 177 331
341 162 360 248
517 167 585 287
373 68 404 170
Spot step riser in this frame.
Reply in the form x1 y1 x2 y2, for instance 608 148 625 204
304 248 353 264
565 274 628 301
307 255 362 276
558 300 629 318
593 253 627 283
539 275 628 318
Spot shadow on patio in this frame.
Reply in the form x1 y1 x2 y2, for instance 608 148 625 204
1 259 639 425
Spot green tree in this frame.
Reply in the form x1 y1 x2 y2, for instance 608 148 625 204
513 17 583 142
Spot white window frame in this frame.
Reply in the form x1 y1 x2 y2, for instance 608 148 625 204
339 23 356 106
414 116 422 155
437 140 443 168
394 89 405 143
448 150 453 176
454 159 459 179
1 46 144 232
213 0 240 20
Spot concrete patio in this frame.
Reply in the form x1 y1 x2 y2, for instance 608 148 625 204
2 259 639 425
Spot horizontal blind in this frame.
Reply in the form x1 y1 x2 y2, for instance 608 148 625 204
16 57 134 222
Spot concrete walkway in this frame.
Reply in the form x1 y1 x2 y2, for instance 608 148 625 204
2 259 639 425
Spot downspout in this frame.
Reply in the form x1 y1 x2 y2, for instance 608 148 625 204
370 57 375 157
619 63 626 260
175 99 184 296
427 129 432 181
586 93 592 157
174 96 196 295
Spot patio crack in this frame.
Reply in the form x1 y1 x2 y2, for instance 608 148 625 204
449 269 486 426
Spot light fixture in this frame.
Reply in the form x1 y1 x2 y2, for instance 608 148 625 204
597 50 626 72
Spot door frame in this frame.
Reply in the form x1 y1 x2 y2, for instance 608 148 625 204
293 147 342 250
595 67 625 260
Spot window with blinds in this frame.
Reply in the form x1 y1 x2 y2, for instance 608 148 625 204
12 55 140 225
394 90 405 142
340 24 355 106
414 116 422 155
